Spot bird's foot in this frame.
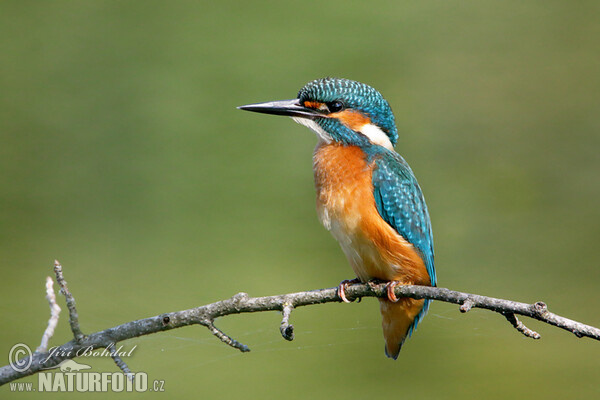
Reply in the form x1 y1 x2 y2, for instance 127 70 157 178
337 278 361 303
386 280 402 303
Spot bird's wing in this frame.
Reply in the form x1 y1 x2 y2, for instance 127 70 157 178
372 152 436 286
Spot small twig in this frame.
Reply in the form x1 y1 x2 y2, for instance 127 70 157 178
53 260 84 342
280 303 295 341
201 319 250 353
504 312 541 339
109 344 135 382
460 298 475 313
36 277 61 353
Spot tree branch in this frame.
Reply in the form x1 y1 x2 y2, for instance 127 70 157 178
109 346 135 382
2 266 599 386
53 260 84 342
280 302 295 341
36 277 61 353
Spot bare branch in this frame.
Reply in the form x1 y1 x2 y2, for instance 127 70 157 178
200 318 250 353
53 260 84 342
280 303 294 341
36 277 61 353
459 298 475 313
2 271 599 386
109 344 135 382
503 312 541 339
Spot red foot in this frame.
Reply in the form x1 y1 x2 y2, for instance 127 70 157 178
338 278 361 303
386 281 401 303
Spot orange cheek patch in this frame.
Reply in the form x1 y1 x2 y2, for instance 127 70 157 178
304 101 324 109
331 110 371 131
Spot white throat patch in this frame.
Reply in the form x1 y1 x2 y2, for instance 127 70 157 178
291 117 332 143
292 117 393 150
360 123 394 150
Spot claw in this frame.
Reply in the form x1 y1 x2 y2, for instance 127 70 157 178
386 281 400 303
338 278 361 303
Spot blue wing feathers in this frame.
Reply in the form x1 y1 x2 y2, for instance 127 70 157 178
371 150 436 336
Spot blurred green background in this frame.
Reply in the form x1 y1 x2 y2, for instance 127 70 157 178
1 1 599 398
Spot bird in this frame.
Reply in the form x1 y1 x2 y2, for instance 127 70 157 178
238 77 436 359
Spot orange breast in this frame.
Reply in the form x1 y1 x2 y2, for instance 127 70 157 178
313 143 430 286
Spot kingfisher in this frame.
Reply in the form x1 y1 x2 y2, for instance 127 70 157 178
238 78 436 359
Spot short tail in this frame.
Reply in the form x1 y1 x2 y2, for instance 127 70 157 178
379 298 431 359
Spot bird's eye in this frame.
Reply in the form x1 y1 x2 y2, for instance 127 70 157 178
326 101 344 113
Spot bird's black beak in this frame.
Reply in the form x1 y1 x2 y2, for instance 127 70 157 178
237 99 322 118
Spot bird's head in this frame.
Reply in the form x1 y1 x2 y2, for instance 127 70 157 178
238 78 398 150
